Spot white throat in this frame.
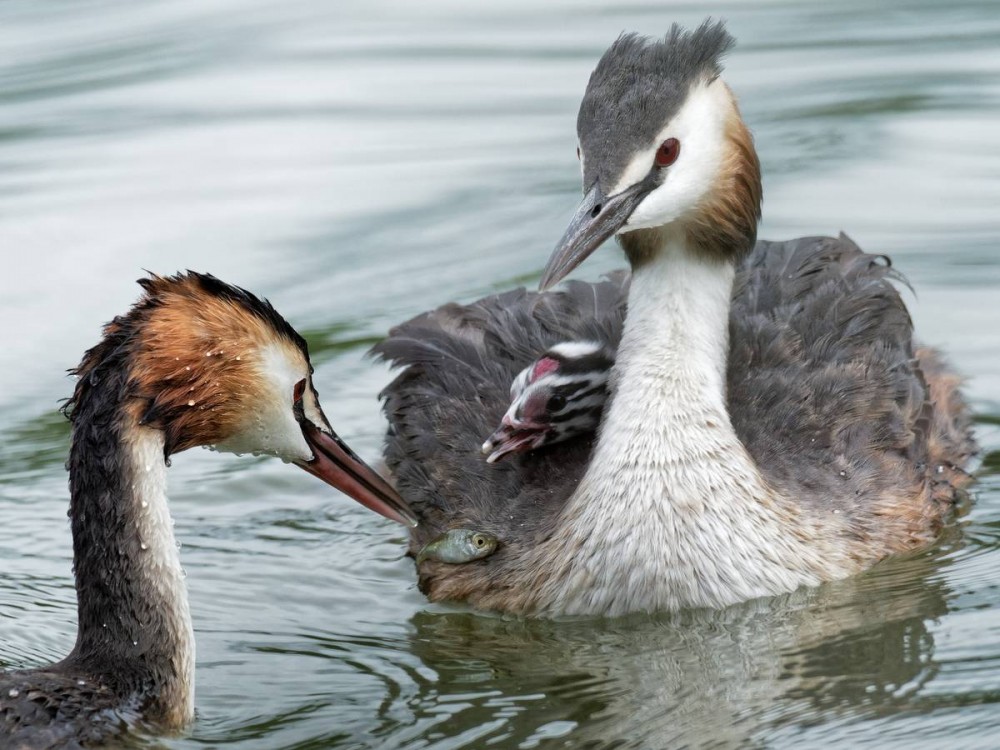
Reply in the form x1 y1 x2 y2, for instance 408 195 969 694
124 427 195 723
610 237 733 420
534 237 846 615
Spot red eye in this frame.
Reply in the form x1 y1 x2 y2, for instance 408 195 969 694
293 378 306 404
654 138 680 168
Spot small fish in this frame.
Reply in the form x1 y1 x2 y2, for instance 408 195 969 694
417 529 499 565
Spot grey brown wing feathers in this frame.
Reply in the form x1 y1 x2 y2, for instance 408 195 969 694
728 234 975 550
371 273 628 551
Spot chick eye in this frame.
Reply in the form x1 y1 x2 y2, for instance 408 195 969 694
654 138 680 168
576 146 581 161
549 394 567 412
293 378 307 404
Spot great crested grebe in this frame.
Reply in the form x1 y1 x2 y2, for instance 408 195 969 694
374 21 975 616
0 272 413 746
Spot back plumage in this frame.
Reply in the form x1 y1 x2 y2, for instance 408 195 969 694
374 236 974 605
372 274 628 560
728 235 975 551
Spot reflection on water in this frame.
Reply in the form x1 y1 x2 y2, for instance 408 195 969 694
400 541 961 748
1 0 999 748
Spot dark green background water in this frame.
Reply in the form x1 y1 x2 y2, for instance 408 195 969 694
1 1 998 747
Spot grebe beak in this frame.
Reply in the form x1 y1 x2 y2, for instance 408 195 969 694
540 178 654 291
296 420 417 527
482 418 548 464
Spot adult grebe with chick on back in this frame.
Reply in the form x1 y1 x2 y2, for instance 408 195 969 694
374 20 976 617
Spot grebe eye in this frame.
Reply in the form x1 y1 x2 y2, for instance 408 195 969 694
576 146 581 161
473 534 486 548
293 378 307 404
654 138 680 168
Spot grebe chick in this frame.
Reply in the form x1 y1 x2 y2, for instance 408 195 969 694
483 341 614 463
375 22 975 617
0 272 414 747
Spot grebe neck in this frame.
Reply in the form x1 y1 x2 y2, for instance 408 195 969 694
65 374 193 726
532 233 850 615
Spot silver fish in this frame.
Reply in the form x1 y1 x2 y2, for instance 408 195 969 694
417 529 499 565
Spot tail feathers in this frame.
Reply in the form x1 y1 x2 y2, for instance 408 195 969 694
914 346 977 497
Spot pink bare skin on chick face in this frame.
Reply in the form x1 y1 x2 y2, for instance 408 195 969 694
482 341 613 463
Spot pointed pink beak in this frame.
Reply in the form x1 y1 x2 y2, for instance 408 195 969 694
481 416 549 464
296 421 416 527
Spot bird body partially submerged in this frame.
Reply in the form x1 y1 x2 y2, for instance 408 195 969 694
1 273 411 746
377 237 974 615
376 22 975 617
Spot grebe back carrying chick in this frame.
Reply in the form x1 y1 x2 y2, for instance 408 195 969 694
375 21 975 616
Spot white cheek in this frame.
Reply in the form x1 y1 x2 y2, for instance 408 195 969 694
301 389 329 433
213 343 313 463
615 78 730 232
625 161 714 231
214 397 312 463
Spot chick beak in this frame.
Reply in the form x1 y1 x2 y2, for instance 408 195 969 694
296 419 417 527
481 417 548 464
540 178 655 291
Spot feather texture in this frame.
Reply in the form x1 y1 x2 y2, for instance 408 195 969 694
373 236 975 608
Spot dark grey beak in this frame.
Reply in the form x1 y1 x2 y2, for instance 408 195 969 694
540 179 654 291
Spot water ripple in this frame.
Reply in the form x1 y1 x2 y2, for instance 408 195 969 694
0 1 998 748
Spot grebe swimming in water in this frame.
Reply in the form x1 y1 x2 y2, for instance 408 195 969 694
0 272 413 747
374 21 975 617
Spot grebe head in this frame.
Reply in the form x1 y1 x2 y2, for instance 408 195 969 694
72 272 415 526
541 20 761 289
482 341 612 463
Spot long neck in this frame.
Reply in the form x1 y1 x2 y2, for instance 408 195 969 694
532 235 845 616
65 382 194 727
613 235 735 428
